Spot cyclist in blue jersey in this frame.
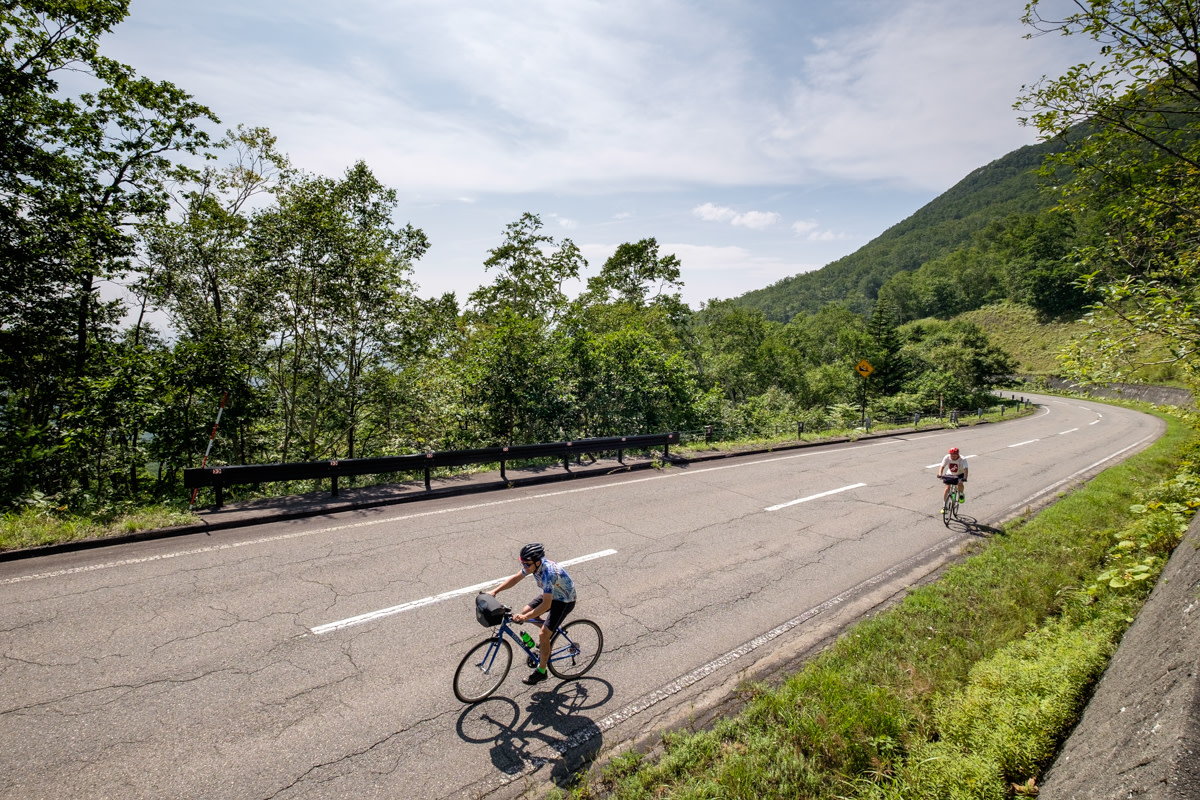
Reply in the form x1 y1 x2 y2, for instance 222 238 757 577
487 542 577 684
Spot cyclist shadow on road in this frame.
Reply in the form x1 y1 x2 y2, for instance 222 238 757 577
456 676 614 788
946 514 1004 537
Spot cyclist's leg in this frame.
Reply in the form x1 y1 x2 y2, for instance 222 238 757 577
540 600 575 668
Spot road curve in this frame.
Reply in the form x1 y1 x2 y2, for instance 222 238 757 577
0 394 1163 799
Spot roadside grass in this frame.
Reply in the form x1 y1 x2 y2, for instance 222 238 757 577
566 404 1196 800
0 502 199 552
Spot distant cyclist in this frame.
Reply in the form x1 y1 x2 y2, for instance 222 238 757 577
487 543 577 685
938 446 969 511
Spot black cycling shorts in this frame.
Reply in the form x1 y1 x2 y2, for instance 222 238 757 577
528 595 575 632
940 474 964 485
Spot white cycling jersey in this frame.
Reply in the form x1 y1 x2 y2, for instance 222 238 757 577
940 454 968 480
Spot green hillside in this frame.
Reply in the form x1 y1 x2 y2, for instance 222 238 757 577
958 303 1084 375
737 137 1070 322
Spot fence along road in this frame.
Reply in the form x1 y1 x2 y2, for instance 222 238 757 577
0 394 1163 800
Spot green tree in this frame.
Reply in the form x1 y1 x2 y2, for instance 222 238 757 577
252 162 428 460
140 126 289 472
899 319 1017 409
564 238 699 436
1019 0 1200 385
468 212 585 323
461 213 586 444
866 295 907 396
0 0 216 504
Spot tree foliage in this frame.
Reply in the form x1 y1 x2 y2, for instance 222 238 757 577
1019 0 1200 386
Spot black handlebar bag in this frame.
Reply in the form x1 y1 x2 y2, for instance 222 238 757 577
475 593 506 627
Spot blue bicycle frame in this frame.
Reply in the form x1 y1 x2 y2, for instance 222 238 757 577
474 613 575 672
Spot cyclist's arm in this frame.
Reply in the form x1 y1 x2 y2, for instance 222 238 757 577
516 592 552 623
488 570 525 596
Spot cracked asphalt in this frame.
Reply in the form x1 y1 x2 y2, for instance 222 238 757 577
0 395 1164 799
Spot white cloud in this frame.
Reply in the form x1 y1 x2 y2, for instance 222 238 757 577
108 1 1092 198
664 243 817 304
692 203 780 230
576 241 816 306
791 218 845 241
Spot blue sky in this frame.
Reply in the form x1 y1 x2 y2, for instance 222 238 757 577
107 0 1095 309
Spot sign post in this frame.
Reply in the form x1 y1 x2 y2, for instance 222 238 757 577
854 360 874 428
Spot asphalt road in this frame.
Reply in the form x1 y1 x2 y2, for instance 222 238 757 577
0 394 1164 799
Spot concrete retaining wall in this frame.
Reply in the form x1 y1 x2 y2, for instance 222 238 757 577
1041 516 1200 799
1040 378 1194 408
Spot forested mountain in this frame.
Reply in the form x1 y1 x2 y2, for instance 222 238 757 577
735 136 1072 321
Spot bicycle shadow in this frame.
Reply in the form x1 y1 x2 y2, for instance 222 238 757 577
945 513 1004 537
455 676 615 787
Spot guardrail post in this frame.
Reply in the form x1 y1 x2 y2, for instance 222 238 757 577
914 412 920 427
215 485 224 509
424 452 433 491
331 476 339 497
618 449 624 464
704 425 712 443
797 421 804 437
978 407 983 419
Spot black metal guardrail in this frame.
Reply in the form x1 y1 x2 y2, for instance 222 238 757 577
184 432 680 508
686 395 1034 446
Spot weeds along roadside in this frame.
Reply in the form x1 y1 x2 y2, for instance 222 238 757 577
570 403 1198 800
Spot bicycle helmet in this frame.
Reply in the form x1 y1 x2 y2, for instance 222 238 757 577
948 447 959 456
520 542 545 563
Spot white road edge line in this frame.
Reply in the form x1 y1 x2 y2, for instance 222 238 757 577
307 549 618 636
1008 439 1040 448
765 483 866 512
1005 434 1157 513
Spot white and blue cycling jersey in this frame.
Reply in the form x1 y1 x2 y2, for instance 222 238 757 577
522 558 577 602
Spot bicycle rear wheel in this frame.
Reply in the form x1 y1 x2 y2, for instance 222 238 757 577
454 637 512 703
547 619 603 679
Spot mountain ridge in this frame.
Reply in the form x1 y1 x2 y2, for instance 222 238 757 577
734 136 1070 321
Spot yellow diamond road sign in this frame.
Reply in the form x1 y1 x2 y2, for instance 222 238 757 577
855 359 874 378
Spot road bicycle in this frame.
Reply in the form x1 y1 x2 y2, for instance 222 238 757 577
454 597 604 703
940 476 964 526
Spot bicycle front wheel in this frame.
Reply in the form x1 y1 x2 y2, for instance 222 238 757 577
548 619 603 679
454 637 512 703
943 493 957 526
